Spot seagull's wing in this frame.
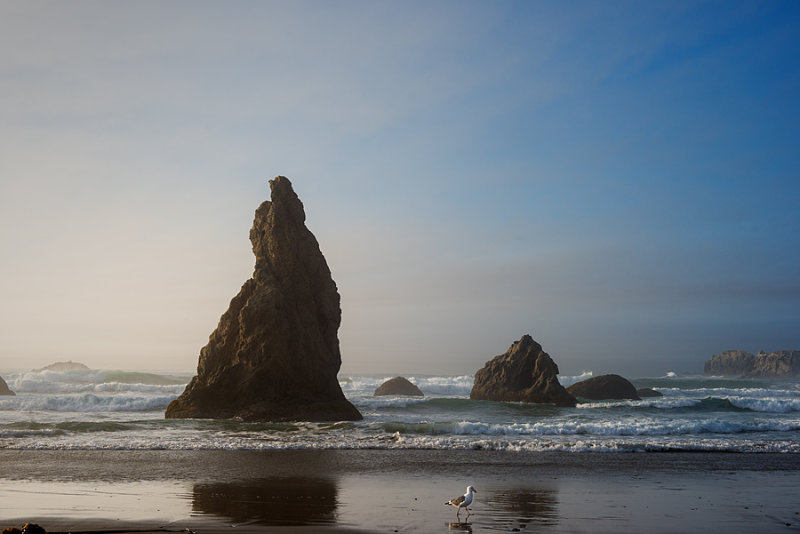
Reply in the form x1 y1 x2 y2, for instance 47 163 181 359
446 495 466 507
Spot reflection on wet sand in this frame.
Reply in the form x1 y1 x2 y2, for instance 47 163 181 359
486 486 559 529
192 476 338 526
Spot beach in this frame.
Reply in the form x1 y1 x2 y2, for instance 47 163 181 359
3 449 800 533
3 370 800 532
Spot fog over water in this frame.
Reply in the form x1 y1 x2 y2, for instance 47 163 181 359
1 2 798 377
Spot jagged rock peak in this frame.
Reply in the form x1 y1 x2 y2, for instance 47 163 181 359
0 376 14 396
166 176 362 422
470 334 576 407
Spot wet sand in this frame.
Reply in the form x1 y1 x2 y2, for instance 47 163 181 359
2 450 800 533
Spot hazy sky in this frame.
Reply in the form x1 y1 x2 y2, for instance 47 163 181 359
1 1 798 377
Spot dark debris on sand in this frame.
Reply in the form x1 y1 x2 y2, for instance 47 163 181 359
4 524 46 534
3 525 196 534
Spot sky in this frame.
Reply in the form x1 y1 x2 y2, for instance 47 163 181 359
1 1 798 377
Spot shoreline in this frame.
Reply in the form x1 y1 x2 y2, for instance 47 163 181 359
2 450 800 533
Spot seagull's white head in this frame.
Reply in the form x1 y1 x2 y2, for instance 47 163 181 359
466 485 477 494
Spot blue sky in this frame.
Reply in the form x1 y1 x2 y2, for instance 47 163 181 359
1 1 798 376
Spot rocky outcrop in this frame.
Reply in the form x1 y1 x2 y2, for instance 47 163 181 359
165 177 362 422
374 376 424 396
0 376 14 396
470 335 576 407
704 351 756 377
636 387 663 398
566 374 640 401
704 350 800 378
33 361 90 372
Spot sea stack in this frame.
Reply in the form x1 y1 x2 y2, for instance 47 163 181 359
374 376 424 397
0 376 15 396
470 335 576 407
166 177 362 422
566 374 641 401
33 361 90 372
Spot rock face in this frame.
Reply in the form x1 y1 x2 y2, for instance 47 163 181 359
703 350 756 377
34 361 90 372
636 387 663 398
374 376 424 397
470 335 576 407
704 350 800 378
165 177 362 422
566 374 641 401
0 376 14 396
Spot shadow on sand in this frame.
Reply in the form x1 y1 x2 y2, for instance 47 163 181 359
192 476 338 526
485 486 559 530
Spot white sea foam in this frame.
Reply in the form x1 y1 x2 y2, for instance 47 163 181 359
575 397 702 409
8 431 800 453
386 417 800 437
2 371 799 453
411 375 473 396
0 393 176 412
354 396 431 411
673 386 796 398
6 370 188 395
727 396 800 413
338 374 473 397
557 371 593 388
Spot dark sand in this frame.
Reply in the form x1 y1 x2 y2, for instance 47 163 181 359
2 450 800 533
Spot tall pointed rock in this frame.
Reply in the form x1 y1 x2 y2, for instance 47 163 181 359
166 176 362 422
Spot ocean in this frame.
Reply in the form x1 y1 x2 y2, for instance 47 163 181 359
1 369 799 453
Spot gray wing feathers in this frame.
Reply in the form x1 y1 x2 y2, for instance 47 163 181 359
446 495 466 506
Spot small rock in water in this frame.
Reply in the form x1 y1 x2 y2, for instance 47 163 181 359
636 387 663 398
374 376 424 396
566 374 640 401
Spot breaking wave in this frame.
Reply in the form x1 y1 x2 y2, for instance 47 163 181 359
0 393 176 412
1 369 799 453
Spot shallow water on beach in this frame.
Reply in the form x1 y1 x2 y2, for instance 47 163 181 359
1 369 800 452
2 450 800 533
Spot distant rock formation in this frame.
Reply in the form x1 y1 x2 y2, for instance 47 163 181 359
165 177 362 422
636 387 663 398
374 377 424 397
703 350 756 377
0 376 14 396
704 350 800 378
34 361 90 372
470 335 577 407
566 374 641 401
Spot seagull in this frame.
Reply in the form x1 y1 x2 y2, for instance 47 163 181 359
445 485 477 520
